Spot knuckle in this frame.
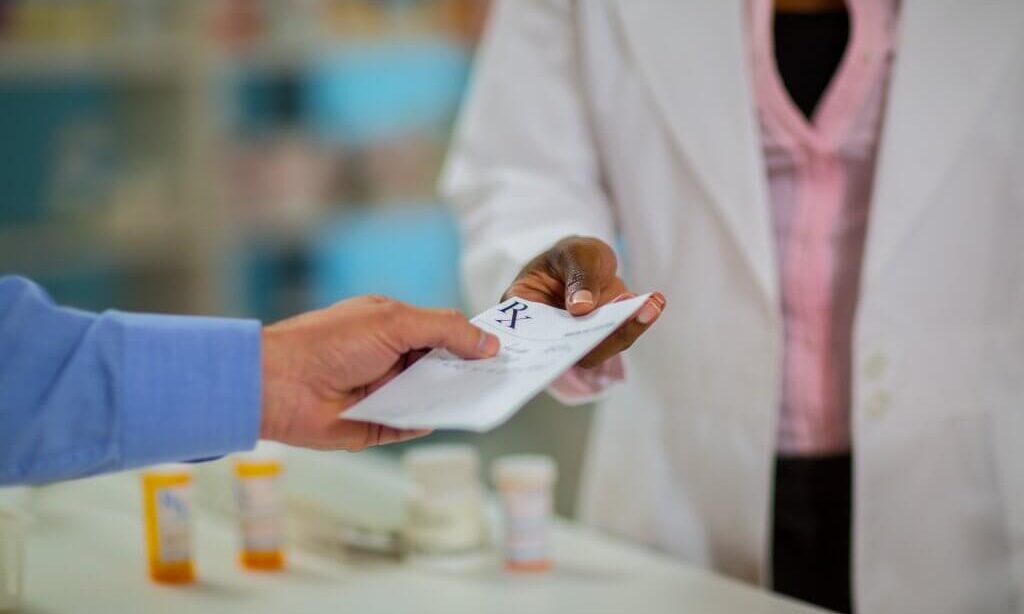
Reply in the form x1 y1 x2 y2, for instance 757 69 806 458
563 240 588 262
576 236 616 266
549 237 580 261
435 308 467 331
615 326 638 350
561 235 589 250
518 250 551 278
544 248 567 275
440 308 464 322
381 299 405 319
376 302 407 330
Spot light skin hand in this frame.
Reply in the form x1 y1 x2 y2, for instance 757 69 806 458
503 236 666 368
259 295 500 451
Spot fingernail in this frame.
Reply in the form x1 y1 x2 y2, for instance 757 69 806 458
636 301 662 325
613 292 636 303
478 332 500 356
569 290 594 306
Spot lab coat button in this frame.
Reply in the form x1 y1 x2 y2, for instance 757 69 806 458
865 391 891 421
864 353 888 381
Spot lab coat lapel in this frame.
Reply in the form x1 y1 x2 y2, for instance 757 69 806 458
610 0 777 306
863 0 1021 289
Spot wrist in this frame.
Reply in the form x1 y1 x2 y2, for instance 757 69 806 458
260 326 289 443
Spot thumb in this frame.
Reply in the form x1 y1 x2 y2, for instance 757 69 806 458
550 238 617 316
391 305 500 359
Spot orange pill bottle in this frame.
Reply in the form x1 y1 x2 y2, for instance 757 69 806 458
232 442 286 571
141 464 196 584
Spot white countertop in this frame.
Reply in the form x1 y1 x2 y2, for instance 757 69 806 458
18 453 827 614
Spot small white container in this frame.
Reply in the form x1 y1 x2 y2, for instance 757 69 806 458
0 488 29 613
492 455 557 572
402 444 485 555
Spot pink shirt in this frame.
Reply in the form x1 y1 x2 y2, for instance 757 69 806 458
552 0 898 457
752 0 897 455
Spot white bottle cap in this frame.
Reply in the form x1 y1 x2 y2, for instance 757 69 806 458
143 463 196 477
403 444 480 492
235 440 287 463
492 455 557 489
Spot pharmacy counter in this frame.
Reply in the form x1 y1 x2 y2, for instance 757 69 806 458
20 455 828 614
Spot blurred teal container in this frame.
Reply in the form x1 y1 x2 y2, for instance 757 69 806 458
0 78 113 223
304 41 470 145
311 205 461 309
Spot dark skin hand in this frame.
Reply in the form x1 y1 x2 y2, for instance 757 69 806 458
502 236 666 369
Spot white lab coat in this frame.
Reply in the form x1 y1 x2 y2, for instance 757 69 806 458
443 1 1024 612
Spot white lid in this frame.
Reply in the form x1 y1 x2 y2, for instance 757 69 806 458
235 440 287 463
142 462 195 477
403 444 480 490
492 455 557 487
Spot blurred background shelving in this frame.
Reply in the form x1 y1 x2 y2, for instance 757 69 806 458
0 0 487 315
0 0 595 516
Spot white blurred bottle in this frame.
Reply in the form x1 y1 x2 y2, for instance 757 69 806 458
493 455 557 572
402 444 486 557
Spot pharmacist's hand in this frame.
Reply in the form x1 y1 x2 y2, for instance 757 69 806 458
259 296 499 451
503 236 666 369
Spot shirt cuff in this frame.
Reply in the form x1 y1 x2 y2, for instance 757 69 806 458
547 355 626 405
115 312 262 469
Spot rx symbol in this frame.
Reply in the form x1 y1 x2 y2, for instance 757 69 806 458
496 300 532 330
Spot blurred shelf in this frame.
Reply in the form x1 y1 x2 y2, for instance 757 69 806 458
0 33 465 80
224 39 331 73
0 221 196 273
0 40 189 80
0 0 477 313
0 40 327 80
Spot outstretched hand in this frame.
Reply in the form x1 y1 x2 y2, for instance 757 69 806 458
503 236 665 368
259 295 499 451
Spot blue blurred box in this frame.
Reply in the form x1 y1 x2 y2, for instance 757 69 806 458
304 40 470 145
0 78 113 223
311 205 461 309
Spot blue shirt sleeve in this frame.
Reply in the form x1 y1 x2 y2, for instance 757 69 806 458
0 276 262 485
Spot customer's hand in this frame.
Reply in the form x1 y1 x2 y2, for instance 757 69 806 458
504 236 665 369
260 296 499 451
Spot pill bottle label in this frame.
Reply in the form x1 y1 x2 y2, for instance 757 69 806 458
155 484 193 563
142 470 195 584
500 487 552 569
235 475 283 552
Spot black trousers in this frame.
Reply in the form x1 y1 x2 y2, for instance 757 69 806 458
772 454 853 614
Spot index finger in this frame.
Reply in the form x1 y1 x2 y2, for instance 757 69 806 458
391 305 501 359
578 292 666 368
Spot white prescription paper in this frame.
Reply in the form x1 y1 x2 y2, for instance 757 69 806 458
342 294 651 432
